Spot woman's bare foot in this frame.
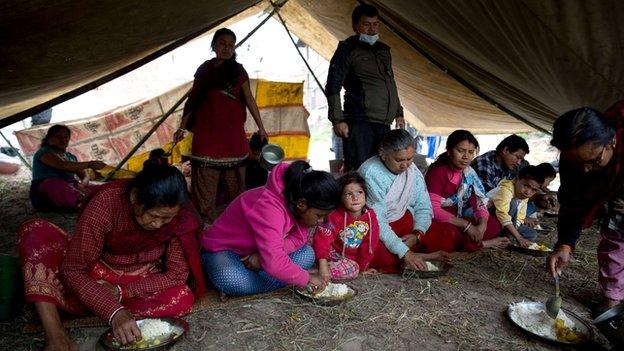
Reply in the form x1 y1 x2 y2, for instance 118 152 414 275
482 237 511 249
35 302 78 351
44 330 78 351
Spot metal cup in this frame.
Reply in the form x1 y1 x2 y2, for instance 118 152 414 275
260 144 285 171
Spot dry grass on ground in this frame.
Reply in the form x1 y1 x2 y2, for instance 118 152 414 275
0 171 610 350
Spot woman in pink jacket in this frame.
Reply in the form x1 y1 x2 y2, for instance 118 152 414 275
201 161 340 296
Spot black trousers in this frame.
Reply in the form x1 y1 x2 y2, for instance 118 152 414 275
342 120 390 171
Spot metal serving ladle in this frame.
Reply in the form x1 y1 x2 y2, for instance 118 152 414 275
545 274 562 319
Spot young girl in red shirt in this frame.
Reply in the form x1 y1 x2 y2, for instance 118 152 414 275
313 172 380 281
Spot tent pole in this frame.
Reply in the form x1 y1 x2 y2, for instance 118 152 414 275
236 6 280 48
358 0 549 134
272 4 326 95
0 130 32 170
104 6 278 180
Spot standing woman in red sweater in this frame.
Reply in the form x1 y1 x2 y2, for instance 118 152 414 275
175 28 268 221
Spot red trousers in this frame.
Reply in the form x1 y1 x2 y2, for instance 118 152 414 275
34 178 100 212
18 219 193 318
370 211 502 272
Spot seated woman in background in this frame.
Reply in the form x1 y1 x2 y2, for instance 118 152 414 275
201 161 340 297
30 124 107 212
425 130 510 251
359 129 451 273
19 164 206 350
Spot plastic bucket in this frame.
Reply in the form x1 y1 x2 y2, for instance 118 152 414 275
0 254 23 320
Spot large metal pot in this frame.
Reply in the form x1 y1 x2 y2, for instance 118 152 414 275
260 144 285 171
593 302 624 348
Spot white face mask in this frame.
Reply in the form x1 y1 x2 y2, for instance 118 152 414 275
359 33 379 45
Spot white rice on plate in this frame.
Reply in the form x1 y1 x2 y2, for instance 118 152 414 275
137 319 172 340
314 283 351 298
508 302 576 340
425 261 439 271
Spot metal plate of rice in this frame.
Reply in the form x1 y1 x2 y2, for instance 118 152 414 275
505 301 592 345
294 283 358 306
99 317 188 350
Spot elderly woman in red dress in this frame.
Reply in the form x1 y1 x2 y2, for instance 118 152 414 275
19 164 205 351
174 27 268 221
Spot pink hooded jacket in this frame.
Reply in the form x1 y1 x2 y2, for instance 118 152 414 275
201 162 310 287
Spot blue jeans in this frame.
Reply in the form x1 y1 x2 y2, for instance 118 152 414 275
201 245 315 296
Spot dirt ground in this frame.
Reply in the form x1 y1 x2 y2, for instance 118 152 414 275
0 169 612 350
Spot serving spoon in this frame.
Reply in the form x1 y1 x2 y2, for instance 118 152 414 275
545 274 562 319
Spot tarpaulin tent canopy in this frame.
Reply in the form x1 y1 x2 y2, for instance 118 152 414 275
1 0 623 133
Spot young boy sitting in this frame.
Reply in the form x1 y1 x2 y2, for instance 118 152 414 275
487 165 544 248
524 162 558 226
534 162 558 210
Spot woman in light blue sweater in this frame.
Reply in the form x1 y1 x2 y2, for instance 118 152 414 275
359 129 452 273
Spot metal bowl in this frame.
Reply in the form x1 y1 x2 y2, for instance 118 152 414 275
294 283 358 306
506 301 593 346
402 260 451 279
99 317 189 351
509 244 552 257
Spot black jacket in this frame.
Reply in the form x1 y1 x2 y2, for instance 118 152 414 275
325 35 403 125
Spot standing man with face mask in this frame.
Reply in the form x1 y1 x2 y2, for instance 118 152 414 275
325 4 404 172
